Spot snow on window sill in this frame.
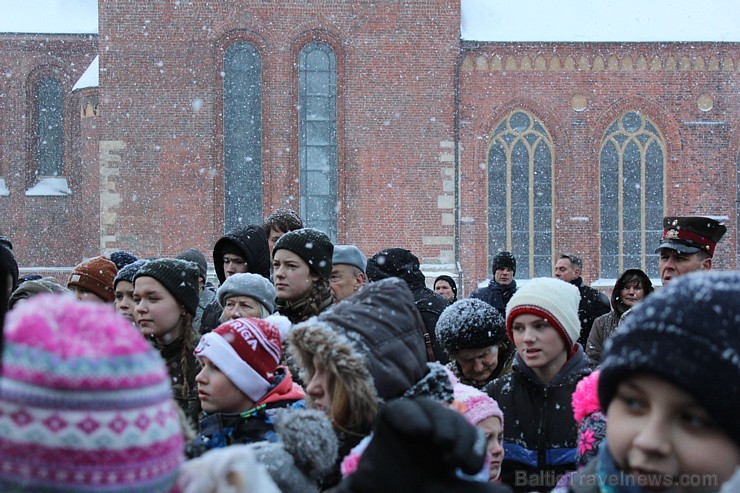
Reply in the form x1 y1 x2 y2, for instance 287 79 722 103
0 178 8 196
25 177 72 196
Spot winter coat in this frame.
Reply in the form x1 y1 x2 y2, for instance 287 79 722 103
153 333 202 429
585 311 621 367
365 248 449 363
486 347 591 493
470 279 518 318
570 278 610 347
186 366 305 458
194 286 216 335
288 277 434 489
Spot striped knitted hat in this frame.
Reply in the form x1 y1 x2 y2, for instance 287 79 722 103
0 294 185 492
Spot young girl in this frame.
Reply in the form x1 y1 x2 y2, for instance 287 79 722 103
134 258 202 427
272 228 334 324
113 258 148 325
67 255 118 303
586 268 653 366
486 277 591 492
567 271 740 492
287 277 447 489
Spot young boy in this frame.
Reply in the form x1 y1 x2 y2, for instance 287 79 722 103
486 277 591 492
566 270 740 492
187 315 305 458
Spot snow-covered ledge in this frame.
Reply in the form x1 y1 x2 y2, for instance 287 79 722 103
25 177 72 196
0 178 8 196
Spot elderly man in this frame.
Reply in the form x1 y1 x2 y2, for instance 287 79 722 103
656 215 726 285
329 245 368 303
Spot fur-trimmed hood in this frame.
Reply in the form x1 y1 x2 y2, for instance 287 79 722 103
287 278 428 408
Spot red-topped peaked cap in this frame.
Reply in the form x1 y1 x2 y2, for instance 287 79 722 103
655 216 727 257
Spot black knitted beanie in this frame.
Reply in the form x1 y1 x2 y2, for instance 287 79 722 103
134 258 200 316
273 228 334 280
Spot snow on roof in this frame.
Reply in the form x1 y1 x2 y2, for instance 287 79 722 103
0 0 97 34
462 0 740 42
73 55 99 91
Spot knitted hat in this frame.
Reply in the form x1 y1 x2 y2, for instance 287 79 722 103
599 271 740 447
492 251 516 276
109 250 138 270
114 258 149 289
505 277 581 356
194 315 292 401
434 275 458 299
216 272 276 314
8 277 68 310
213 224 271 283
67 255 118 302
177 248 208 281
572 370 605 467
134 258 200 316
332 244 367 273
273 228 334 280
0 294 184 492
453 381 504 428
436 298 506 354
366 248 420 281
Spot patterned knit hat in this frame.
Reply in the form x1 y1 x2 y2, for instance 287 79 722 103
599 271 740 447
491 251 516 276
453 380 504 428
195 315 292 401
572 370 606 467
505 277 581 356
134 258 200 316
0 294 185 492
67 255 118 302
273 228 334 280
217 272 276 314
436 298 506 354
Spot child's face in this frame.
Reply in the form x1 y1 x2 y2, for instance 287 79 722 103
607 373 740 492
195 356 252 414
114 280 137 324
511 313 568 381
477 416 504 482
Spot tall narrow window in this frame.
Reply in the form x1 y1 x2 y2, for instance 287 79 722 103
36 78 64 176
299 41 337 241
488 110 553 278
223 42 262 231
600 111 664 279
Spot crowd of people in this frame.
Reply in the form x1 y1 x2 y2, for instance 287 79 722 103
0 213 737 492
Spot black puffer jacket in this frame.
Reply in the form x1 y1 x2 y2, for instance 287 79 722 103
366 248 449 363
288 277 432 489
485 348 590 493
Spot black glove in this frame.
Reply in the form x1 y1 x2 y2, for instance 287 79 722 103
336 397 511 493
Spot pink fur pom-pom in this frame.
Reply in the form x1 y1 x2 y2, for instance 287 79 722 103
572 370 601 424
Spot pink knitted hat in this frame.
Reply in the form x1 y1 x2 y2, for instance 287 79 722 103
0 294 184 492
453 380 504 428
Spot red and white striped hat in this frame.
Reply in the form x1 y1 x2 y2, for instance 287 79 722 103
195 315 292 401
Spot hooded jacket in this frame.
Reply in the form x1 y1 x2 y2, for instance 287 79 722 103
365 248 449 363
212 224 271 283
288 277 434 488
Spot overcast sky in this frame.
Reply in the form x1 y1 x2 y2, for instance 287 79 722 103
0 0 738 42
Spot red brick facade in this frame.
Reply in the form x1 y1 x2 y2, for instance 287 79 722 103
1 2 738 294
